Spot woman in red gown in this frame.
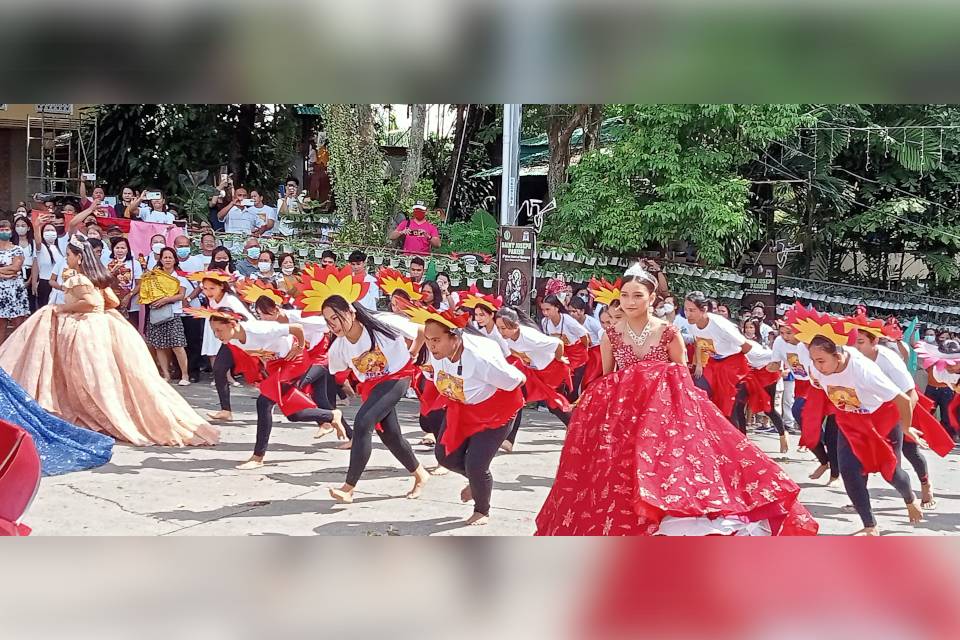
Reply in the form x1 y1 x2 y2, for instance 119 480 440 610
535 264 818 536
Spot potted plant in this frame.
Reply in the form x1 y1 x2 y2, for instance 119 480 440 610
373 254 385 265
480 264 492 274
482 278 494 288
450 276 462 287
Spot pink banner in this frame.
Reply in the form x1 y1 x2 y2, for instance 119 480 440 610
127 221 185 262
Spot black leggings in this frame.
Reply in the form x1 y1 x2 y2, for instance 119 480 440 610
36 279 52 308
732 382 785 435
182 316 206 378
901 441 929 485
345 378 420 487
811 416 840 479
299 364 352 438
213 344 235 411
254 393 335 457
569 365 587 402
435 420 511 516
837 425 914 529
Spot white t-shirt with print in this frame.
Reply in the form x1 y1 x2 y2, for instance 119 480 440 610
230 320 295 358
770 337 810 381
284 308 329 350
689 313 746 361
744 339 774 369
541 315 589 346
425 333 525 405
477 323 511 357
815 347 901 414
248 205 278 235
356 274 381 311
501 325 562 371
870 345 916 394
327 326 412 383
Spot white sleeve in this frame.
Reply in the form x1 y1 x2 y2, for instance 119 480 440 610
879 351 915 394
714 314 747 346
564 316 589 340
472 346 525 391
327 342 348 374
860 357 902 404
375 312 420 341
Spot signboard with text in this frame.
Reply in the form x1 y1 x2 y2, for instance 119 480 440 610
741 255 778 320
497 225 536 314
35 104 74 115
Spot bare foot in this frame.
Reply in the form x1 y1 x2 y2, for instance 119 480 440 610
419 434 436 447
330 485 355 504
314 425 334 439
851 527 879 536
207 410 233 422
826 476 839 487
406 466 430 499
499 440 514 453
460 485 473 503
430 465 449 476
809 463 829 480
906 501 923 524
465 512 489 526
921 483 937 509
779 434 789 454
236 457 264 470
336 439 353 450
330 410 345 440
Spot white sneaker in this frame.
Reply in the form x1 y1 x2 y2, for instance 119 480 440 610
405 388 418 399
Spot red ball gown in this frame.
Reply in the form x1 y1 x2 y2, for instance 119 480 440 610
535 325 818 536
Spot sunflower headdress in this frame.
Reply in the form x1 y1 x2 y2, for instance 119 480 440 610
588 277 622 306
457 284 502 312
785 302 855 346
184 307 246 322
235 279 289 306
186 269 234 284
400 300 471 330
294 264 369 315
376 267 422 301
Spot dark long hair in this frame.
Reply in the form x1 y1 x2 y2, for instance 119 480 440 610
541 294 571 317
110 237 134 266
321 295 398 347
209 246 235 273
66 234 113 288
568 294 592 316
11 215 34 248
420 279 443 306
255 295 282 317
158 246 180 272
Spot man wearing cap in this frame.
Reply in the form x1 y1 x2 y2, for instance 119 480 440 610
389 203 441 256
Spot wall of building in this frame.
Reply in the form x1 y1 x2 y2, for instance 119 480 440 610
0 128 27 211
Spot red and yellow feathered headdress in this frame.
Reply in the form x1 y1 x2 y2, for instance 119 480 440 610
458 284 502 312
376 267 422 301
589 277 622 306
235 279 288 306
294 264 370 315
184 307 246 322
187 269 234 284
400 300 470 330
785 302 855 346
842 306 904 341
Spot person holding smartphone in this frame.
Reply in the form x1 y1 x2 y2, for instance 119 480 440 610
78 179 116 217
389 204 440 256
218 186 259 235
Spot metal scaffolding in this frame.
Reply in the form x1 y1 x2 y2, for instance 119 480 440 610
25 106 97 197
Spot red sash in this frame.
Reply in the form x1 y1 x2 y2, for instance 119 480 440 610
564 340 589 370
436 387 525 454
802 389 900 481
743 367 781 413
228 339 331 417
914 392 956 457
793 378 811 399
508 356 572 413
581 345 604 391
948 392 960 431
703 352 749 416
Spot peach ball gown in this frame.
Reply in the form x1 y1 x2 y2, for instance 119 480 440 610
0 272 219 446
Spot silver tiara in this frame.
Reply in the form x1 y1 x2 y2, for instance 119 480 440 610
68 233 88 251
623 262 658 288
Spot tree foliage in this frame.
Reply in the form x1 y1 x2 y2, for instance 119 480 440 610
545 104 810 264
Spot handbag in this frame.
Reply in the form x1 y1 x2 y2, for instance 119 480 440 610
149 303 175 324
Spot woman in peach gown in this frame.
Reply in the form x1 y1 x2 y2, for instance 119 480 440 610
0 234 219 447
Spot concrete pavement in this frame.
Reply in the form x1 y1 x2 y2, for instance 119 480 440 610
27 382 960 535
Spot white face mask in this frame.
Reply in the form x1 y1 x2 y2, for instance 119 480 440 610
660 302 675 315
281 266 295 276
258 261 273 273
925 335 937 344
152 242 165 255
15 226 29 236
43 230 58 243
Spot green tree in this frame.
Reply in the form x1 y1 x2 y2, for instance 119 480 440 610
545 104 810 264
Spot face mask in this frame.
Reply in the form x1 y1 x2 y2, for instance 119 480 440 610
661 302 675 315
43 230 58 243
15 226 29 235
258 261 272 273
925 335 937 344
176 247 191 259
152 243 165 255
412 209 426 221
247 247 261 260
210 261 227 271
281 266 295 275
0 232 11 241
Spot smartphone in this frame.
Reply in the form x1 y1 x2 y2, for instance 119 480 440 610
102 196 117 207
241 198 255 207
220 173 229 185
81 172 97 181
143 191 162 201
